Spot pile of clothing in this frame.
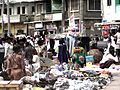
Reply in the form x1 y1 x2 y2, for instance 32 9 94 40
21 63 113 90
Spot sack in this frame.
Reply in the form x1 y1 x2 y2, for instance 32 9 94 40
97 41 108 48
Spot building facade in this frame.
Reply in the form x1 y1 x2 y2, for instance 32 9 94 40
0 0 102 36
102 0 120 22
83 0 102 35
0 0 64 36
0 0 36 36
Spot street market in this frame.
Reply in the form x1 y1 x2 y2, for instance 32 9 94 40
0 28 119 90
0 0 120 90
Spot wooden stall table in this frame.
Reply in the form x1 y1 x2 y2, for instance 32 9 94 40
0 80 23 90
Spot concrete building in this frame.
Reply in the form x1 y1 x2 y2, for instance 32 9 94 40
67 0 102 36
102 0 120 22
83 0 102 35
0 0 36 36
0 0 66 36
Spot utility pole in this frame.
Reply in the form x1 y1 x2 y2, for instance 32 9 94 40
7 0 10 36
79 0 84 36
2 0 4 36
61 0 65 33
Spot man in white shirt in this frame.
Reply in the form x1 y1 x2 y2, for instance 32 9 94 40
114 27 120 60
4 37 13 58
100 46 118 69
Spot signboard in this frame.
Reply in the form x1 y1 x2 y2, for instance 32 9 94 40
0 15 27 23
45 14 53 20
53 13 62 21
35 23 43 29
69 14 75 30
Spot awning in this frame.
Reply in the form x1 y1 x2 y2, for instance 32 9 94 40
94 22 120 26
24 20 53 24
35 28 46 31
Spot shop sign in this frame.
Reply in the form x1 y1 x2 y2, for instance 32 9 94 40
69 14 75 30
0 15 29 23
46 24 57 31
35 23 43 29
53 13 62 21
45 14 53 20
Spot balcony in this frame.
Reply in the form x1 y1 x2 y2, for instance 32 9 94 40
0 14 28 23
34 13 62 22
34 14 44 21
0 13 64 24
83 11 102 19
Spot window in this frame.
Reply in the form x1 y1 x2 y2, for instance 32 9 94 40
46 0 51 13
9 8 12 15
32 6 35 13
3 8 12 15
37 4 43 14
4 8 7 14
71 0 79 11
88 0 101 11
17 30 24 34
116 0 120 5
107 0 111 6
22 6 25 14
0 9 1 15
17 7 20 14
119 0 120 4
52 0 62 12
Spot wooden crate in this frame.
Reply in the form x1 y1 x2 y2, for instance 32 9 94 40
0 80 23 90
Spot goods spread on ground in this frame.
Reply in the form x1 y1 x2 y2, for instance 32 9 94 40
0 58 120 90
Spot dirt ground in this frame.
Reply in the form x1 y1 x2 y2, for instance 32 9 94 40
102 73 120 90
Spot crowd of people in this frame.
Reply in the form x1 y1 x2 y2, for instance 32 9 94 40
0 26 119 81
90 27 120 69
0 34 47 80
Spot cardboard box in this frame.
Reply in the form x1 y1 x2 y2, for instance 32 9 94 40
0 80 23 90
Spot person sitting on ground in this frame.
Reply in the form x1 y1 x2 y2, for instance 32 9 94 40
100 46 118 69
87 43 103 65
